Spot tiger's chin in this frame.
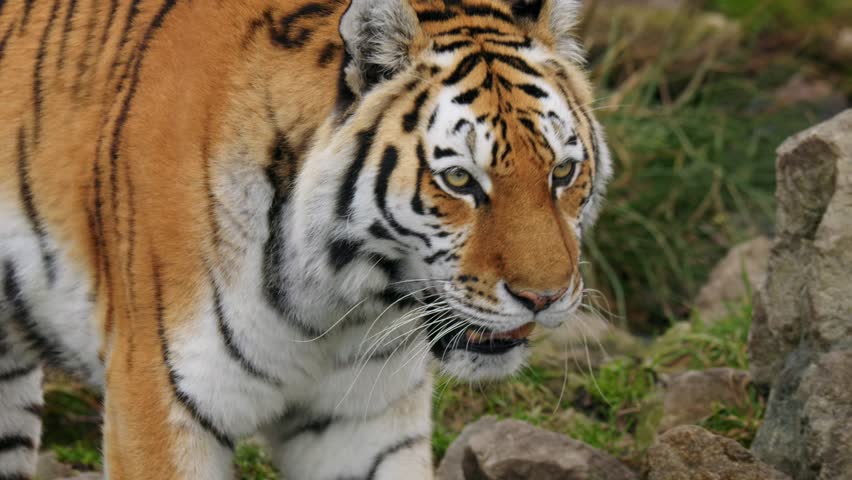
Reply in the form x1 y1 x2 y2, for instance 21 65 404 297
429 321 535 382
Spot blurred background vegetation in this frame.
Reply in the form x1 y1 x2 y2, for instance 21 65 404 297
39 1 850 478
579 0 850 332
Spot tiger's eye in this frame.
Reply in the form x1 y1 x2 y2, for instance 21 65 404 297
552 161 576 181
443 168 472 189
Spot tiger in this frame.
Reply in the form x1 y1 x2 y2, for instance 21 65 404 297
0 0 612 478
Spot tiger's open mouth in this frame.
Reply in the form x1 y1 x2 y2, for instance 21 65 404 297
429 318 536 355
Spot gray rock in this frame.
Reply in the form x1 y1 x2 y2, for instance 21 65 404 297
36 452 75 480
752 350 852 480
658 368 751 432
58 474 101 480
694 237 771 324
748 109 852 479
35 451 102 480
458 419 636 480
437 416 499 480
644 425 791 480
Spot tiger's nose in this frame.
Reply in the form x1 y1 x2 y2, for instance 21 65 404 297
504 284 569 313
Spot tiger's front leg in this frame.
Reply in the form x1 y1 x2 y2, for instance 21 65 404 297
101 312 236 480
263 376 434 480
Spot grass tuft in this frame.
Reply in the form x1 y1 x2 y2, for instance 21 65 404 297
234 442 280 480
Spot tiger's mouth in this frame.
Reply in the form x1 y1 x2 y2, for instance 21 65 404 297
428 318 536 355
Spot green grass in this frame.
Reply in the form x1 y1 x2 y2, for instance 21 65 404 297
706 0 852 36
699 385 766 448
41 383 102 472
234 443 280 480
52 442 103 471
650 301 753 372
579 0 846 331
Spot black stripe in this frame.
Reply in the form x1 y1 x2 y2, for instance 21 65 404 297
402 90 429 133
424 249 450 264
72 0 98 99
3 261 63 366
100 0 120 49
368 222 394 241
518 83 548 98
485 52 541 77
367 225 396 248
19 0 35 34
22 404 43 417
0 22 14 68
334 49 357 119
435 26 507 37
453 119 472 134
298 417 334 435
109 0 180 318
56 0 79 72
16 128 56 286
496 74 513 90
109 0 180 184
106 0 142 87
490 141 499 167
426 107 438 131
462 5 514 24
241 10 268 48
90 131 114 343
122 142 138 314
269 2 336 49
0 364 39 383
411 142 428 215
562 93 596 164
370 254 403 281
519 117 537 135
262 133 321 338
443 53 482 85
290 416 336 440
336 127 378 219
202 121 228 253
0 435 34 453
317 41 339 67
0 321 7 355
153 258 234 450
375 146 431 247
365 436 426 480
212 281 281 384
433 40 473 53
416 9 456 23
511 0 544 21
32 0 61 144
328 238 364 271
481 71 494 89
452 88 479 105
484 37 533 49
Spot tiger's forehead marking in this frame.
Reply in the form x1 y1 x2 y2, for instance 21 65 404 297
419 60 592 181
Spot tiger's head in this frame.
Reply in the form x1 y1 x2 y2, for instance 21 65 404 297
296 0 611 381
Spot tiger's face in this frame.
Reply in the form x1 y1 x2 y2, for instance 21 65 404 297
327 0 611 380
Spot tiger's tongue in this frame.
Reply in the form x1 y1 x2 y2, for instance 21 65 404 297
465 323 536 343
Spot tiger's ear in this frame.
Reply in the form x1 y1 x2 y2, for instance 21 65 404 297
506 0 584 64
339 0 421 96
